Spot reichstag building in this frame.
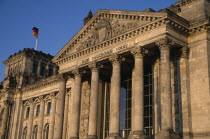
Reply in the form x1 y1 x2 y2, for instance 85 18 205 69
0 0 210 138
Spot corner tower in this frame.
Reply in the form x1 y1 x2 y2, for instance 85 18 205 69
2 48 57 89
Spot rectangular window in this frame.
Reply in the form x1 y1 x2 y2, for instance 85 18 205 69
26 107 30 118
47 102 51 114
36 104 40 116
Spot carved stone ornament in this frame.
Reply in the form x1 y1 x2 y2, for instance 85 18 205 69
3 100 14 106
57 73 68 82
155 37 175 50
50 92 57 98
72 68 82 77
79 81 91 138
130 46 145 58
38 95 44 101
88 62 103 71
77 18 140 51
181 46 189 58
109 54 125 65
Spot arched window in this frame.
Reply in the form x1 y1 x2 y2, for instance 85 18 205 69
43 123 49 139
22 127 27 139
32 125 38 139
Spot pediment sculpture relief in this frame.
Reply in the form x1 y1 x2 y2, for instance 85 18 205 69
76 18 143 51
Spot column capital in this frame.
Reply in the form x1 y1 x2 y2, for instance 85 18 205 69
88 62 102 71
109 54 125 65
156 37 174 50
3 99 14 106
38 96 44 101
181 46 189 58
57 73 69 82
131 46 145 58
50 91 57 98
28 98 34 104
72 68 82 77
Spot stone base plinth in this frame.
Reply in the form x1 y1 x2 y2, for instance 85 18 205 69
87 135 98 139
155 130 179 139
128 131 148 139
70 137 79 139
105 133 124 139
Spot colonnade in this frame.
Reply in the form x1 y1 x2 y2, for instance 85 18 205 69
0 37 186 139
67 37 179 139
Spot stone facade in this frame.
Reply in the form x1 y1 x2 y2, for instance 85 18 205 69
0 0 210 138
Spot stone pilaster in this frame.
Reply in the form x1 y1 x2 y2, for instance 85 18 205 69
37 96 45 139
130 46 147 138
27 98 35 139
107 54 124 139
10 92 22 139
180 46 191 138
87 62 100 139
155 37 179 139
0 100 13 139
70 68 82 139
54 74 67 139
49 92 57 139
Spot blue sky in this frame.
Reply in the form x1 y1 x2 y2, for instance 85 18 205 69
0 0 178 81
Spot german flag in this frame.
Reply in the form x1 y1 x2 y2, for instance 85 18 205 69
32 27 38 38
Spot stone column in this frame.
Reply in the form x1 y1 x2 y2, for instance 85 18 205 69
54 74 67 139
49 92 57 139
180 46 191 138
37 96 45 139
70 69 82 139
27 99 35 139
88 62 100 139
108 54 124 138
62 92 70 139
130 46 146 138
0 100 12 139
155 37 179 138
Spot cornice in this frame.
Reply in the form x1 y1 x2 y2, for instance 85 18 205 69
55 17 190 66
175 0 202 7
189 23 210 35
22 75 60 93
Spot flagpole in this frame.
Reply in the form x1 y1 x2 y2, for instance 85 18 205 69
35 38 38 50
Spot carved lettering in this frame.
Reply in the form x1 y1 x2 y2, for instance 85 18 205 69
92 50 113 61
82 58 89 64
116 44 128 52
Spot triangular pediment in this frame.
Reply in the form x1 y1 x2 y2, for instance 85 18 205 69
53 9 166 62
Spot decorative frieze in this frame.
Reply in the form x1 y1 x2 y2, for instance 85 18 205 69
55 16 189 66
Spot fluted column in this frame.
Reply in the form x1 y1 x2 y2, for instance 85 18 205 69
70 69 82 139
27 99 35 139
37 96 45 139
54 74 67 139
0 100 12 139
88 62 100 139
130 46 146 138
155 37 179 138
49 92 57 139
108 54 124 138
